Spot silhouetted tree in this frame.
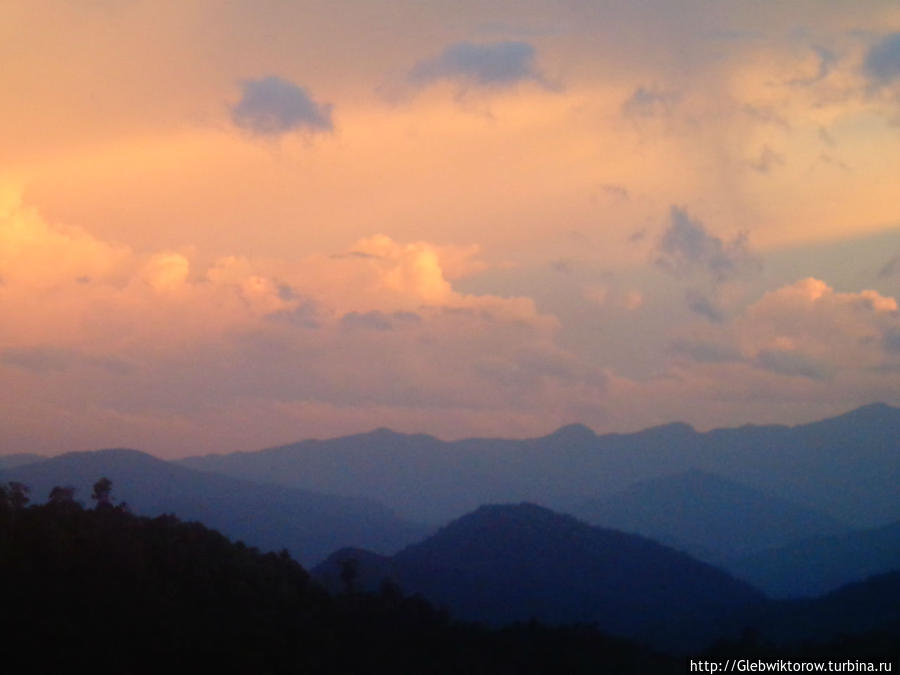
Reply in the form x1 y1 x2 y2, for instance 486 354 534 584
340 557 359 594
91 477 113 509
48 486 77 505
8 482 29 510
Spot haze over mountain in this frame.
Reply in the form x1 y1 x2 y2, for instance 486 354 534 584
0 449 425 566
0 453 45 470
314 503 764 651
182 403 900 527
572 470 850 563
729 521 900 599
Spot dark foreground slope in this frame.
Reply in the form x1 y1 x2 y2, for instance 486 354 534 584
0 448 425 565
315 503 765 651
755 571 900 646
3 492 896 672
0 495 680 674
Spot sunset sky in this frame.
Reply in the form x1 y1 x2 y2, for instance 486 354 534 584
3 0 900 457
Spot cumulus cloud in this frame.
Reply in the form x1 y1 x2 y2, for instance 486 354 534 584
408 41 548 89
735 278 899 374
141 252 190 292
0 185 130 289
655 206 760 283
231 76 333 136
670 278 900 385
2 191 611 454
863 33 900 85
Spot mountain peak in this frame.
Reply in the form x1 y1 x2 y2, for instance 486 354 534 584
468 501 563 523
842 402 897 420
386 501 763 650
795 401 900 434
542 423 597 443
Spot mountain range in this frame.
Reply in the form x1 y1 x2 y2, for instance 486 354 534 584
3 403 898 600
180 402 900 528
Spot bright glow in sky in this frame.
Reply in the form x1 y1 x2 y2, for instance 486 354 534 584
3 0 900 457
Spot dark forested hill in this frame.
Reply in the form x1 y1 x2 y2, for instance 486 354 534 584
3 486 896 671
0 494 682 674
0 448 425 565
314 503 765 651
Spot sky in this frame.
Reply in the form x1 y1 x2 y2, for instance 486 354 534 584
3 0 900 458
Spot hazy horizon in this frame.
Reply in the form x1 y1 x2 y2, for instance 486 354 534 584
3 400 894 466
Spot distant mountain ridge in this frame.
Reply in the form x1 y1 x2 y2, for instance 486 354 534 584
0 448 426 566
0 453 45 470
180 402 900 527
313 503 764 651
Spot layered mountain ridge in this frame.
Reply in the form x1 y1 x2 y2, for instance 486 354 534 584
180 402 900 527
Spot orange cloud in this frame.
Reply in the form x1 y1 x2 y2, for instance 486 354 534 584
1 190 598 455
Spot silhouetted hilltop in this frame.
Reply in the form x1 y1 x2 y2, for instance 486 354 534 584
0 448 425 565
533 422 598 445
315 503 764 651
